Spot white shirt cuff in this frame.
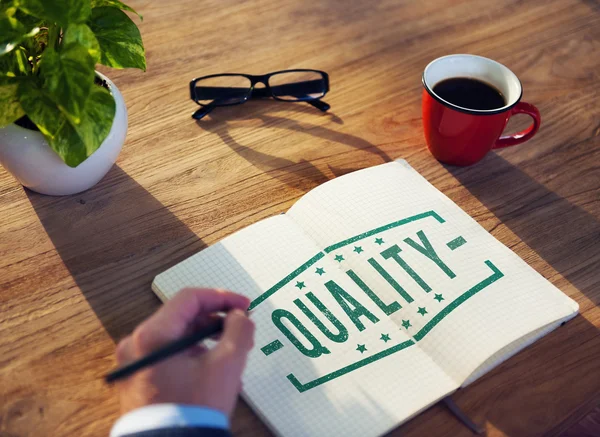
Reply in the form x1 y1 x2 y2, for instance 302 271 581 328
110 404 228 437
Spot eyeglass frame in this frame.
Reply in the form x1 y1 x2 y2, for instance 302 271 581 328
189 69 330 118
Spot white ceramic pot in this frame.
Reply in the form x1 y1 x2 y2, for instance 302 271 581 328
0 72 127 196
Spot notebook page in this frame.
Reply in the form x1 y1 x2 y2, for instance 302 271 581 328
287 160 578 385
153 214 456 437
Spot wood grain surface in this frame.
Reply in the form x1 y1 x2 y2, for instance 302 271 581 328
1 0 599 435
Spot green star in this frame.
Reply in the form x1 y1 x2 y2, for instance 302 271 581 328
356 344 367 354
353 246 364 254
434 293 444 302
295 281 305 290
417 307 428 316
375 237 384 245
402 319 411 329
380 333 391 343
334 254 344 262
315 267 325 276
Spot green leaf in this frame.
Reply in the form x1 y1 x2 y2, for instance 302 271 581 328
0 13 39 55
18 80 65 138
0 77 24 126
14 8 45 28
63 23 100 63
50 86 115 167
41 43 95 123
19 81 116 167
18 0 91 26
90 0 142 20
0 46 30 76
70 84 115 156
90 7 146 71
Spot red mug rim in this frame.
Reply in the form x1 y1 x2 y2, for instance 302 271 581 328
422 54 523 116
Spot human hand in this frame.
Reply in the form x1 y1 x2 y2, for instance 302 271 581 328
115 288 254 416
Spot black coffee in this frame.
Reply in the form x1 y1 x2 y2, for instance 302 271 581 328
433 77 505 110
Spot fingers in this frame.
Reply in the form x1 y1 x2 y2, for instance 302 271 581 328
211 310 254 409
116 335 134 365
215 309 255 358
133 289 250 354
189 313 226 341
180 288 250 315
156 288 250 334
187 343 209 357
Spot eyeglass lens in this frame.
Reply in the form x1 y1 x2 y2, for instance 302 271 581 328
268 71 326 101
194 75 252 106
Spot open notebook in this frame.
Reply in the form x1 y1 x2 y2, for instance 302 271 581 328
153 160 578 437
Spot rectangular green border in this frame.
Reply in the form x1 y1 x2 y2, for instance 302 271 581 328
286 260 503 393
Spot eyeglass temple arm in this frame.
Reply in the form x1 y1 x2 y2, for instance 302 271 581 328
192 104 215 120
307 99 330 112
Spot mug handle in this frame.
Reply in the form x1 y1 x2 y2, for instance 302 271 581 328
493 102 541 149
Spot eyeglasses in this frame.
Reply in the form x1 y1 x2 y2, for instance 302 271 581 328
189 69 330 120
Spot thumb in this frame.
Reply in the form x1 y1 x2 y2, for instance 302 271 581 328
215 309 255 358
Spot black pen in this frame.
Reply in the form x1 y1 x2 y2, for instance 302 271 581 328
104 318 224 383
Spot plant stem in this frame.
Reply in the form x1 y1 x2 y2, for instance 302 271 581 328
48 24 60 50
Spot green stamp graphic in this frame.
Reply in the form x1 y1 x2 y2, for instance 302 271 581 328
251 211 505 392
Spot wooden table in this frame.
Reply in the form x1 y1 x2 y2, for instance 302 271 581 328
1 0 599 435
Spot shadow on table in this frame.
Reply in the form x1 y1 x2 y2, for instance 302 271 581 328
441 152 600 437
398 154 600 435
580 0 600 13
26 165 207 342
446 152 600 306
196 100 391 191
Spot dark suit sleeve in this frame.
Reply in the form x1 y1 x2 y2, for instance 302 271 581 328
121 427 231 437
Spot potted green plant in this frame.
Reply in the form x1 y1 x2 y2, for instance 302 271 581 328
0 0 145 195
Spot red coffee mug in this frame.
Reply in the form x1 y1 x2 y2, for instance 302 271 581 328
422 54 541 166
